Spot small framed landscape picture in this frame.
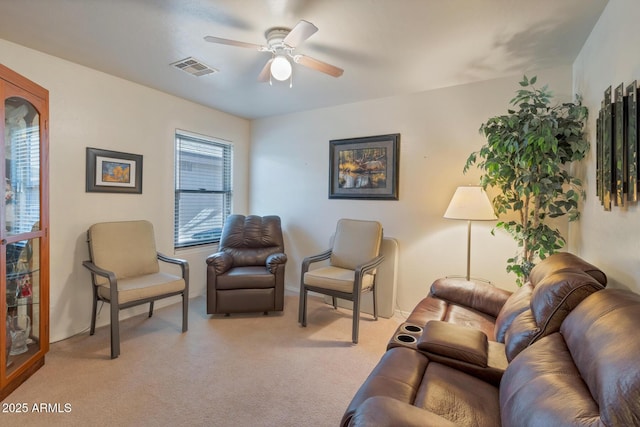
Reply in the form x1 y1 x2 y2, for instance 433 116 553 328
86 147 143 194
329 133 400 200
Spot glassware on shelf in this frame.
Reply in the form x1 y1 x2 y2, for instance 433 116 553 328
7 314 30 355
5 317 12 367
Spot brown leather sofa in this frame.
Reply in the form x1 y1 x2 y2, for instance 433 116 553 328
206 215 287 315
341 253 640 427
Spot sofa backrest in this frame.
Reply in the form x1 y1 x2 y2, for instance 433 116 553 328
219 215 285 267
527 251 607 286
495 252 606 361
500 288 640 426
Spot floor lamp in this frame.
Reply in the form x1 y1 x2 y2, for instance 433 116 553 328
444 186 497 281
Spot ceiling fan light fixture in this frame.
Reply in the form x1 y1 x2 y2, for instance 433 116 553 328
271 55 292 81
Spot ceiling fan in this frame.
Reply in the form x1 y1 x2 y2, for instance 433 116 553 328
204 20 344 84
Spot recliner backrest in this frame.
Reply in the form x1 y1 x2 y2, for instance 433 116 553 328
330 219 382 270
87 220 160 286
500 289 640 426
219 215 284 266
496 252 606 361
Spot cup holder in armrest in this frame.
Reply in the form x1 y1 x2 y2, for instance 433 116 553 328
402 324 423 334
395 334 417 344
387 322 424 350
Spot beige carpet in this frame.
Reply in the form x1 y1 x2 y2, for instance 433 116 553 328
2 294 401 426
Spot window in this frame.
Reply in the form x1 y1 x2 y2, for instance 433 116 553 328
174 130 232 248
6 97 41 236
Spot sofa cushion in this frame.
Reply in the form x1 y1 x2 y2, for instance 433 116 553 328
418 321 488 367
349 396 457 427
220 215 285 266
528 251 607 286
529 270 604 339
494 283 533 343
503 269 604 361
406 297 448 325
442 304 497 339
416 363 501 427
341 347 429 427
503 310 538 362
429 278 511 318
341 347 501 427
560 288 640 426
500 333 600 426
495 252 607 350
216 266 276 290
501 289 640 427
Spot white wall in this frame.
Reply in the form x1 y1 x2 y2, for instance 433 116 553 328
1 17 609 341
0 39 251 342
571 0 640 293
251 66 574 312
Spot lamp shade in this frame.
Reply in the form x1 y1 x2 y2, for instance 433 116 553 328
271 55 292 81
444 186 496 221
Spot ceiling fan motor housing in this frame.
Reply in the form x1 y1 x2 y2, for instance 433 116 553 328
265 27 291 52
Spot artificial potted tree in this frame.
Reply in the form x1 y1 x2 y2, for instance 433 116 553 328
465 76 589 284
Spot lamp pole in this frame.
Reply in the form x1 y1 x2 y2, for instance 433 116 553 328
466 219 472 281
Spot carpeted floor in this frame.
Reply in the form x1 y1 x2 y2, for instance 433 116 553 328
2 294 401 426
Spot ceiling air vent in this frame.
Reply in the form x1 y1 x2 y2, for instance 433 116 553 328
171 57 218 77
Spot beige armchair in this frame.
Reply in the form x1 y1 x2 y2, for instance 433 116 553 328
299 219 384 344
82 220 189 359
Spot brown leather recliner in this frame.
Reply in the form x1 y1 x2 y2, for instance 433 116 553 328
344 288 640 427
381 253 607 387
206 215 287 315
341 254 640 427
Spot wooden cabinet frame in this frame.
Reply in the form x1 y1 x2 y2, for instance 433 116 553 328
0 64 49 400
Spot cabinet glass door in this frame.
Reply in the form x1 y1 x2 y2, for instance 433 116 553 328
4 96 41 372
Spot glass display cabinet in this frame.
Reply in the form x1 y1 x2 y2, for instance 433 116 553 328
1 64 49 400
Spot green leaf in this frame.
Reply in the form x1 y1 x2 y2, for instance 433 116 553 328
471 75 588 285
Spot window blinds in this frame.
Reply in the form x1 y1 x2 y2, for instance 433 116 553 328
174 131 232 248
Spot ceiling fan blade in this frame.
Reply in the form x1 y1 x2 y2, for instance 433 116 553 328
283 20 318 48
257 58 274 82
293 55 344 78
204 35 266 50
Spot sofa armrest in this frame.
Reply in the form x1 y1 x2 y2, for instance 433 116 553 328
348 396 457 427
266 252 287 273
429 277 512 317
417 321 488 367
206 251 233 275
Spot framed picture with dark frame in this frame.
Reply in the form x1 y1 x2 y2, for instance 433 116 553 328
596 105 603 203
614 83 626 206
86 147 143 193
627 80 638 203
329 133 400 200
603 87 613 211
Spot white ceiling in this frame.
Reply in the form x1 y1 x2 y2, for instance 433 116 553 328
0 0 608 119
